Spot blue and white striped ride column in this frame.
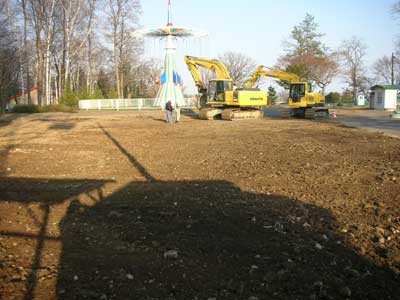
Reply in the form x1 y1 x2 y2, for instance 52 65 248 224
154 34 185 108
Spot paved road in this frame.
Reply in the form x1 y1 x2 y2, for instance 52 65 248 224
334 109 400 138
264 107 400 138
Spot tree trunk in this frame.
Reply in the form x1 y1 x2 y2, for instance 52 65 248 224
21 0 31 104
65 15 71 84
45 51 50 105
113 31 120 99
60 6 66 98
86 1 95 96
87 35 92 95
35 33 43 106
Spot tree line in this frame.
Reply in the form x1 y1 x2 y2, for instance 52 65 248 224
0 0 161 110
220 8 400 104
228 10 400 104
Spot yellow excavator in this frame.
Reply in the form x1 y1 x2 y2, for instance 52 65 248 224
245 66 328 119
184 55 267 120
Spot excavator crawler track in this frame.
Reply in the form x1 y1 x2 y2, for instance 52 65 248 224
279 106 292 118
306 107 329 119
221 109 263 121
198 108 223 120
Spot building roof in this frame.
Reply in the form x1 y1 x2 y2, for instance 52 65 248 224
4 86 38 103
370 85 400 90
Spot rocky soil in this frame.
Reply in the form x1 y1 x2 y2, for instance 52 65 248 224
0 110 399 300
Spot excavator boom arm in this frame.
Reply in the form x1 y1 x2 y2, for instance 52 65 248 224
184 55 232 90
245 66 300 88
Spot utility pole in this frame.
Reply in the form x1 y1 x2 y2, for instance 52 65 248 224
391 52 395 86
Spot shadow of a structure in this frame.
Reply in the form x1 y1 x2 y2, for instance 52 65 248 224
0 113 29 127
1 123 399 300
181 108 199 119
54 126 400 299
0 145 15 175
0 177 113 300
48 122 76 130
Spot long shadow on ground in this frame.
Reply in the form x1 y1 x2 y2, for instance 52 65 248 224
0 113 29 127
56 180 400 300
54 127 400 300
0 177 113 300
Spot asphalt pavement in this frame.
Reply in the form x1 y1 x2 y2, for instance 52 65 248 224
333 109 400 138
264 106 400 138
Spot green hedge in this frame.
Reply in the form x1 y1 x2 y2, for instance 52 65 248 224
11 104 40 113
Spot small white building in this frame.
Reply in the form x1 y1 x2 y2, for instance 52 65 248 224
369 85 399 110
355 94 366 105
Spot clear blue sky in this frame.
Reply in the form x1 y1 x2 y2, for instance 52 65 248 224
140 0 399 93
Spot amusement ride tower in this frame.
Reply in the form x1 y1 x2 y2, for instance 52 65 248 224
134 0 207 107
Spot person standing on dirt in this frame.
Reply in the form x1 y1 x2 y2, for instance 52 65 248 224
165 100 173 123
175 102 181 123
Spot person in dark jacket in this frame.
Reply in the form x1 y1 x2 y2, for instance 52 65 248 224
165 100 173 123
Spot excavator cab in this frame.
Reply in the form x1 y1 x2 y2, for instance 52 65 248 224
208 80 233 102
289 83 306 103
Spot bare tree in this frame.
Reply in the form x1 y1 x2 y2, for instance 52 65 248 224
130 58 162 97
61 0 81 85
392 1 400 18
0 0 20 112
20 0 31 103
60 0 95 85
27 0 58 105
44 0 57 104
200 69 215 89
0 0 166 107
106 0 141 99
309 53 340 95
277 52 339 89
372 55 400 84
86 0 96 96
339 36 367 99
218 51 257 87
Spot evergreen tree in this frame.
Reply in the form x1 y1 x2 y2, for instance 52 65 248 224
277 14 338 91
91 86 104 99
341 91 353 103
60 80 78 107
287 13 325 57
97 69 110 98
108 87 117 99
77 88 89 100
325 92 341 103
267 86 279 104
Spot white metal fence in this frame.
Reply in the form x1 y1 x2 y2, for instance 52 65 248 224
78 98 198 110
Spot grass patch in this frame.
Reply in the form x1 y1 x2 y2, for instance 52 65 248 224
11 104 77 113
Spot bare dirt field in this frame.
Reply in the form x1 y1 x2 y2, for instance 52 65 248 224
0 110 399 300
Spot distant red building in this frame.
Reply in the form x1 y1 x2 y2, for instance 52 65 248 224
7 86 40 105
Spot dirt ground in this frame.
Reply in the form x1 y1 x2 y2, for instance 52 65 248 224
0 110 399 300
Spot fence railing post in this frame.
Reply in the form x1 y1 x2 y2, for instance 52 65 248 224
79 98 197 111
138 98 142 111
